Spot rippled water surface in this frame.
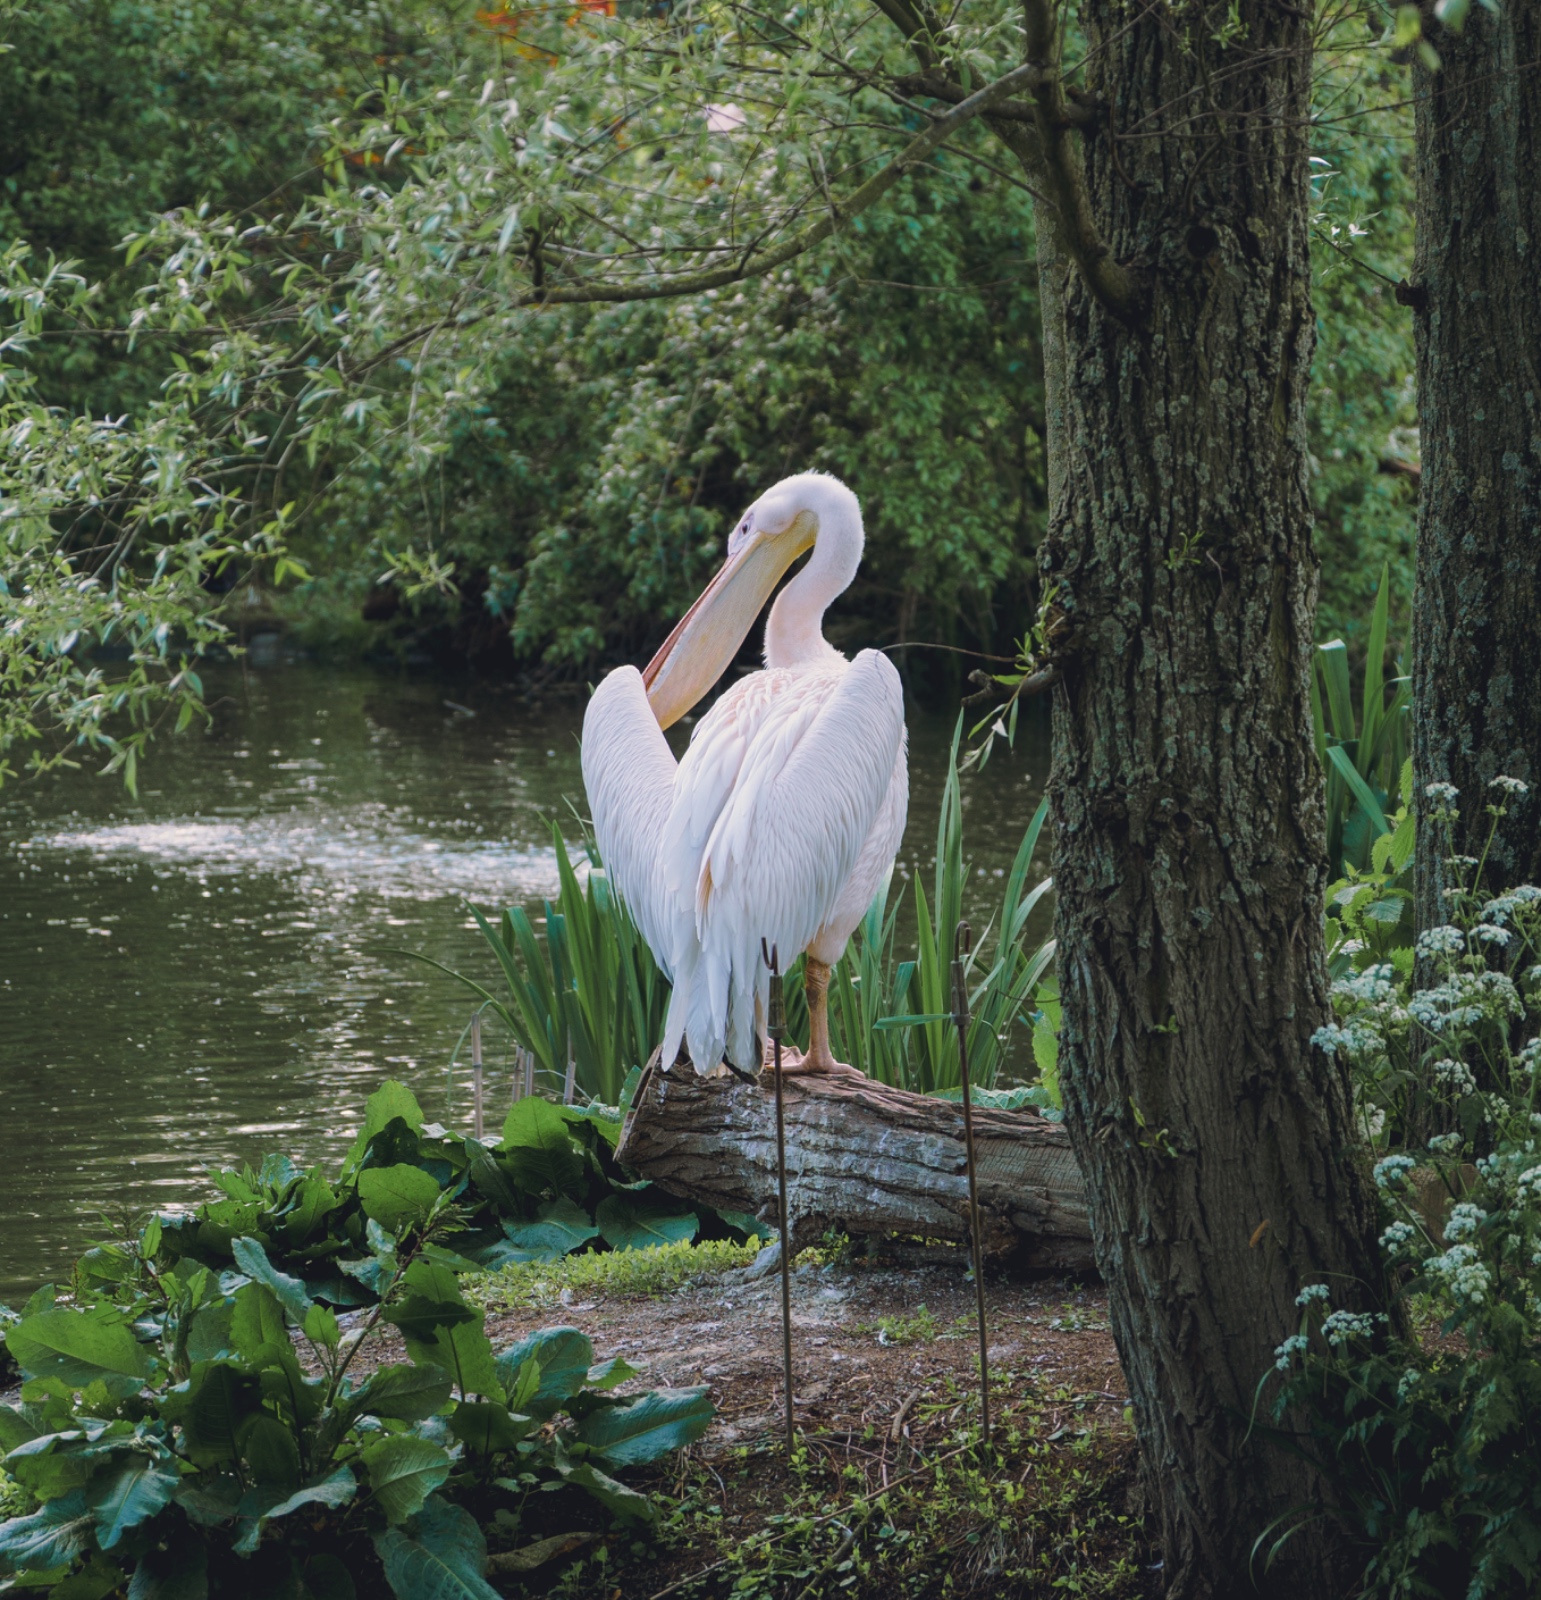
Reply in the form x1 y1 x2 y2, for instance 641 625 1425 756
0 662 1047 1300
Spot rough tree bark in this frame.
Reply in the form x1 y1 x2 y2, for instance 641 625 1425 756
1412 7 1541 912
1022 4 1386 1595
616 1058 1095 1270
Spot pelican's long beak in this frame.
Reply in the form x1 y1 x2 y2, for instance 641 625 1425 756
643 511 816 729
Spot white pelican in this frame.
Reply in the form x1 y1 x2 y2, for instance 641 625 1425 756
581 472 908 1076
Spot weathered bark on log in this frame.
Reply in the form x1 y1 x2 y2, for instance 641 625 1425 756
615 1059 1095 1273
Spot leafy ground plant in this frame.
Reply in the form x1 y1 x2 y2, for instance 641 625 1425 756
1271 778 1541 1598
0 1169 714 1597
136 1079 752 1306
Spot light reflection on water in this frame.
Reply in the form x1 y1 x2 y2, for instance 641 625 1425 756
0 662 1047 1301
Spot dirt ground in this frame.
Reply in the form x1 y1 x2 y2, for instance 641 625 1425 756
484 1247 1128 1453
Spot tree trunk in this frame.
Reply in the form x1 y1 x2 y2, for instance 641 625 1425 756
616 1059 1095 1271
1032 5 1386 1594
1412 7 1541 913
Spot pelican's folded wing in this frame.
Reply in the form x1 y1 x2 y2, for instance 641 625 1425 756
580 666 679 980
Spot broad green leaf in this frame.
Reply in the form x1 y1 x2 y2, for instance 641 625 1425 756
180 1363 264 1465
350 1363 454 1423
6 1309 153 1389
557 1459 655 1523
574 1386 714 1468
263 1465 357 1525
349 1081 425 1168
447 1400 536 1454
499 1099 585 1195
303 1305 340 1350
497 1197 599 1264
127 1538 208 1600
87 1457 179 1549
242 1415 302 1487
493 1328 593 1418
230 1283 289 1361
357 1165 443 1233
374 1496 501 1600
595 1193 698 1253
392 1263 498 1400
231 1237 313 1324
585 1356 638 1392
0 1490 96 1572
362 1435 454 1525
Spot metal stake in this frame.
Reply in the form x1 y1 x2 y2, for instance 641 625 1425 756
951 920 991 1448
564 1049 577 1106
763 938 796 1456
471 1012 484 1141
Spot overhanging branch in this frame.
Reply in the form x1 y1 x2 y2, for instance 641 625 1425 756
518 61 1045 309
1021 0 1140 324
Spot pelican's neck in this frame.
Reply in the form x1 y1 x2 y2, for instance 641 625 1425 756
763 485 863 670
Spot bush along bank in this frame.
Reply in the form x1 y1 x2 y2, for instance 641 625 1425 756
0 1082 724 1597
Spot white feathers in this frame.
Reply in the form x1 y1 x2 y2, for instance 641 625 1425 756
584 652 907 1074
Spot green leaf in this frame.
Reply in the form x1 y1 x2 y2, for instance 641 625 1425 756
497 1198 599 1263
6 1309 153 1389
180 1363 264 1465
303 1305 340 1350
87 1457 179 1549
0 1490 96 1573
242 1415 302 1487
493 1328 593 1418
350 1363 454 1423
357 1166 444 1234
446 1400 535 1454
374 1496 501 1600
362 1435 454 1525
556 1459 655 1524
573 1387 714 1468
390 1264 498 1401
230 1283 290 1362
585 1356 639 1392
349 1082 426 1169
499 1100 585 1195
1325 745 1391 837
594 1194 698 1253
231 1237 313 1324
297 1553 356 1600
127 1538 208 1600
263 1465 357 1526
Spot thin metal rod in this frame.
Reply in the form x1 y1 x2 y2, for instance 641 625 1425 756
564 1049 577 1105
524 1048 535 1102
952 920 991 1447
763 937 796 1456
471 1012 484 1141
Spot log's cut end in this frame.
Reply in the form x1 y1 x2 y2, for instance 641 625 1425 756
616 1058 1095 1274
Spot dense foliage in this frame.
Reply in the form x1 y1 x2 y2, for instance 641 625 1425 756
1 0 1417 779
0 1081 717 1598
1274 781 1541 1597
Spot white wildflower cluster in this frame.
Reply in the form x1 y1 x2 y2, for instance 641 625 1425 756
1322 1309 1381 1347
1427 1131 1465 1156
1359 1104 1387 1142
1408 970 1522 1033
1375 1155 1417 1189
1312 1019 1385 1059
1480 886 1541 925
1379 1219 1419 1255
1442 1202 1487 1242
1425 782 1459 806
1296 1282 1332 1306
1426 1242 1491 1304
1334 963 1397 1003
1490 776 1531 797
1418 924 1466 957
1397 1368 1422 1402
1431 1057 1479 1096
1516 1166 1541 1205
1274 1334 1309 1371
1475 923 1514 947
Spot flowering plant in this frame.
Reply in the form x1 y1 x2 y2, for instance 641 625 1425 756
1268 779 1541 1598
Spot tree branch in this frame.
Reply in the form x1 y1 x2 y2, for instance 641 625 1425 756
894 69 1097 128
1021 0 1141 324
518 62 1046 309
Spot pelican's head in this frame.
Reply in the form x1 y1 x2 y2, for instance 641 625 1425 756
642 473 860 729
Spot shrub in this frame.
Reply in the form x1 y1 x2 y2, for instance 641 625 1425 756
1270 778 1541 1598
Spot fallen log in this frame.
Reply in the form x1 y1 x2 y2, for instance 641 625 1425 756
616 1059 1095 1273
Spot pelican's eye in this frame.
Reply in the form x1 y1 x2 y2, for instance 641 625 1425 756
728 515 754 556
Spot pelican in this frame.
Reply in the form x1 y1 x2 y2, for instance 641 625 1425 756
581 472 908 1076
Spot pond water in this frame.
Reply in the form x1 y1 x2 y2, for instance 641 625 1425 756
0 662 1048 1301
